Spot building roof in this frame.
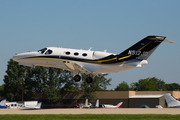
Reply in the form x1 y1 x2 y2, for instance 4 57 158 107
129 95 163 98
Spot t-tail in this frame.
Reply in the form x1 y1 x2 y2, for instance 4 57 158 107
117 36 175 62
99 36 175 64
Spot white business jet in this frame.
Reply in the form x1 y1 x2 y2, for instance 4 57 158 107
13 36 175 83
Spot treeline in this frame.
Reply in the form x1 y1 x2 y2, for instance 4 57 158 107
0 59 179 104
114 77 180 91
1 59 111 104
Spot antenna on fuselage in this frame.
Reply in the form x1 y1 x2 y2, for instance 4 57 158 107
88 47 93 51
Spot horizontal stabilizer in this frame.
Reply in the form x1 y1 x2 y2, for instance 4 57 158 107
164 39 176 43
126 60 148 68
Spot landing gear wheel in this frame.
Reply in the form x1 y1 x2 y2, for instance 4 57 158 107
74 75 81 82
86 77 93 83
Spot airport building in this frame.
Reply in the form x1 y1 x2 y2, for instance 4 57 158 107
94 91 175 108
31 91 180 108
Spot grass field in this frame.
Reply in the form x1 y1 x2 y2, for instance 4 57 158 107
0 114 180 120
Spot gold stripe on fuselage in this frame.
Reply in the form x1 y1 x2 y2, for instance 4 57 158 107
118 55 132 60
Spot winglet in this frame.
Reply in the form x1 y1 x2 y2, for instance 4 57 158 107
164 39 176 43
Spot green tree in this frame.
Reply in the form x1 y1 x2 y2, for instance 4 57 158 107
114 81 130 91
60 70 74 92
0 84 5 96
32 66 48 92
166 83 180 91
3 59 112 105
132 77 166 91
79 74 111 99
3 59 32 101
43 67 62 106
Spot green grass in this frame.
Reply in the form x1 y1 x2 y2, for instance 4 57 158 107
0 114 180 120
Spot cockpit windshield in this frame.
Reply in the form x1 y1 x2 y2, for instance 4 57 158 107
45 49 53 54
38 48 47 54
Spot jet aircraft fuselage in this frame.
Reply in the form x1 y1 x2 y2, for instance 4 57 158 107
13 36 175 83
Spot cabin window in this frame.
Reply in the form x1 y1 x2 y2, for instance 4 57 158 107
38 48 47 54
82 53 87 57
66 51 70 55
74 52 79 56
45 49 53 54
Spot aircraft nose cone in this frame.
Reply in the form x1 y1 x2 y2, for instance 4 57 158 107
13 54 20 62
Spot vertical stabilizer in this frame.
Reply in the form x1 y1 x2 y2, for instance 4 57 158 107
35 102 42 109
118 36 166 61
85 99 88 106
116 101 123 108
0 99 6 106
95 99 99 107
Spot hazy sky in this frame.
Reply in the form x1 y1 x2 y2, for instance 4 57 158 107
0 0 179 90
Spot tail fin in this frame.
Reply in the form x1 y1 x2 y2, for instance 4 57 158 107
98 36 175 64
85 99 88 106
117 36 174 61
95 99 99 107
35 102 42 109
163 93 180 107
0 99 6 106
116 101 123 108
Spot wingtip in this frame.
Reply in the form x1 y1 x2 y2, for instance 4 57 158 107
164 39 176 43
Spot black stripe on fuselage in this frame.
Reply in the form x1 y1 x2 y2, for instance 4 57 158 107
22 55 100 64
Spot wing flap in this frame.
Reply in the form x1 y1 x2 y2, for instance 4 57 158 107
64 62 94 75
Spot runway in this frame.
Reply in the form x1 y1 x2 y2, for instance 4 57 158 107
0 108 180 115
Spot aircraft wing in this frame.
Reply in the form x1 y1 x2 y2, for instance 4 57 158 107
64 62 97 76
163 93 180 107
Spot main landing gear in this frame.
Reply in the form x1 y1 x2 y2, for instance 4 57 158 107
73 74 93 83
86 75 93 83
74 75 81 82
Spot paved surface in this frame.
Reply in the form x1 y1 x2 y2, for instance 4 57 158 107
0 108 180 115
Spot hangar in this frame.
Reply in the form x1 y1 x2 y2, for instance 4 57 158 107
29 91 180 108
93 91 180 108
2 91 180 108
94 91 180 108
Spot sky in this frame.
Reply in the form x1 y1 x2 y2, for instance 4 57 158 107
0 0 179 90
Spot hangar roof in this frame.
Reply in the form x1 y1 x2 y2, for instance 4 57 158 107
129 95 163 98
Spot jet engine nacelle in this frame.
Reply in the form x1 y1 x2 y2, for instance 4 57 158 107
92 51 112 59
